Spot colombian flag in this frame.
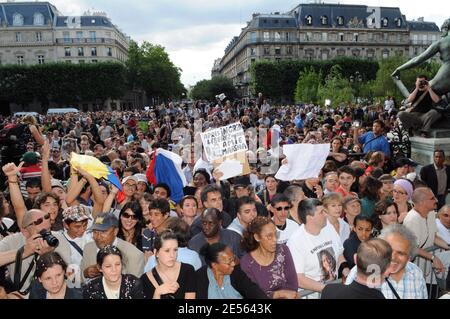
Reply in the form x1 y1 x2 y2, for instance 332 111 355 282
70 153 122 191
146 149 187 203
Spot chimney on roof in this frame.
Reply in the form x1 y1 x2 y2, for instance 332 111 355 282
274 12 280 15
418 17 424 22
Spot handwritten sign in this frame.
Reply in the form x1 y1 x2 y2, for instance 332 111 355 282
201 123 248 162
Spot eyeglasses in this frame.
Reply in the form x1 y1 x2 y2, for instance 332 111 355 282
392 189 407 196
26 213 50 228
121 212 138 220
220 256 237 266
275 206 291 211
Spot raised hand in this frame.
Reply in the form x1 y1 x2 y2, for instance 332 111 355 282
2 162 24 178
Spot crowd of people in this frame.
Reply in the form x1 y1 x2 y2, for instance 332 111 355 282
0 82 450 300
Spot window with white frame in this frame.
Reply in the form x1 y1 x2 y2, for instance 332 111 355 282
321 16 328 25
263 32 270 41
107 47 113 56
13 13 24 26
15 32 22 42
37 55 45 64
382 18 388 27
90 31 97 41
274 32 281 41
17 56 24 65
33 13 45 26
65 47 71 57
78 47 84 56
305 15 313 25
91 47 97 56
337 16 344 26
36 32 42 42
63 31 70 43
76 31 83 42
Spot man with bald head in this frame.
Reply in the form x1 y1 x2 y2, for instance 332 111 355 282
403 187 450 285
0 209 70 294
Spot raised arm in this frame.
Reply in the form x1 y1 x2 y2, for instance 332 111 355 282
41 140 52 193
102 184 119 214
29 124 45 146
76 168 105 217
392 41 441 76
65 172 86 206
2 162 27 231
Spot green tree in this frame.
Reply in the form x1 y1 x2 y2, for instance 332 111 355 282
190 76 237 101
294 67 321 104
317 65 354 106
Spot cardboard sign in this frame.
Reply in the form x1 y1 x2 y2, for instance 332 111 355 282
201 123 248 162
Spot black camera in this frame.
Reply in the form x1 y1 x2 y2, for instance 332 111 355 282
39 229 59 247
419 80 428 87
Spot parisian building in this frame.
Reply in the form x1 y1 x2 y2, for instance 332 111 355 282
214 3 441 99
0 1 129 66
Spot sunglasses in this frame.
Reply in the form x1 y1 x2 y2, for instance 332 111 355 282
275 206 291 211
26 213 50 228
122 212 138 220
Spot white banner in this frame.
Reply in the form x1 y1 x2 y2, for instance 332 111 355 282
201 123 248 162
275 144 330 181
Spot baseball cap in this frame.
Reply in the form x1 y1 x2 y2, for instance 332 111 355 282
134 173 148 185
233 175 251 188
62 206 91 222
89 213 118 231
21 152 39 164
395 157 418 168
122 175 138 185
378 174 395 183
51 179 66 191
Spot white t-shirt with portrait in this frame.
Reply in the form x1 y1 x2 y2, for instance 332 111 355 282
287 223 343 283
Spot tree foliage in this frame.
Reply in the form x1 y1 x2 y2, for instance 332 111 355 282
0 62 127 108
317 65 354 106
190 76 237 101
126 41 185 100
251 57 379 102
294 67 321 104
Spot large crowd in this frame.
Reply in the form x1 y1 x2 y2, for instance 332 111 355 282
0 77 450 299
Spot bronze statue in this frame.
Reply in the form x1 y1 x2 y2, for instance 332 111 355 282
391 19 450 136
392 19 450 97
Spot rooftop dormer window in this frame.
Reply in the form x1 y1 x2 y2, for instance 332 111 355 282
13 13 24 26
337 16 344 26
395 18 402 27
33 13 44 25
321 15 328 25
382 17 389 27
305 15 313 26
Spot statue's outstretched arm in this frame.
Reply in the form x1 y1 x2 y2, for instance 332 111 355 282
396 42 440 73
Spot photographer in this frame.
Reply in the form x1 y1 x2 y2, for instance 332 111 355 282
397 75 442 138
0 209 71 295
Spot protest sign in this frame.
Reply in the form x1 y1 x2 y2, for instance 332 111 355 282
275 144 330 181
201 123 248 162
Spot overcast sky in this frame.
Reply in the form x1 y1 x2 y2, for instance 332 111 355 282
44 0 449 87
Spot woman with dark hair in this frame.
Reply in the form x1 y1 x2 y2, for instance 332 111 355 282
117 201 144 251
372 198 399 237
82 245 144 299
319 249 337 282
240 217 298 299
343 215 374 269
179 195 198 226
257 175 279 206
364 151 385 176
195 242 268 299
327 137 348 168
29 252 82 299
33 192 63 231
140 230 196 299
360 176 383 218
192 169 211 188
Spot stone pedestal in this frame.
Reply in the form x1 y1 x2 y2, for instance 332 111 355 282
410 131 450 165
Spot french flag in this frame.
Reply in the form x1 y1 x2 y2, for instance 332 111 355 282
146 148 187 203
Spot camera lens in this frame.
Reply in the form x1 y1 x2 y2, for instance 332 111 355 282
39 229 59 247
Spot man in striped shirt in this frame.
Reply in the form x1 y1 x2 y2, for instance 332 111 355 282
346 224 427 299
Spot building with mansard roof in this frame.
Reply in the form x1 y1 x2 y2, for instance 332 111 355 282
214 3 441 100
0 1 129 66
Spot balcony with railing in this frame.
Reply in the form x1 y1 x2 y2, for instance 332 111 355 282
56 37 115 44
0 38 54 46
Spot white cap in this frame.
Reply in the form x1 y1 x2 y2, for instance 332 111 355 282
134 173 148 184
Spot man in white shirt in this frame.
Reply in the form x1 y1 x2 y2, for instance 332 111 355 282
436 205 450 245
287 198 350 293
270 194 299 244
403 187 450 281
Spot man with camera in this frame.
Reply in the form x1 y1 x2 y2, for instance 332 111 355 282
397 75 442 138
0 209 71 295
